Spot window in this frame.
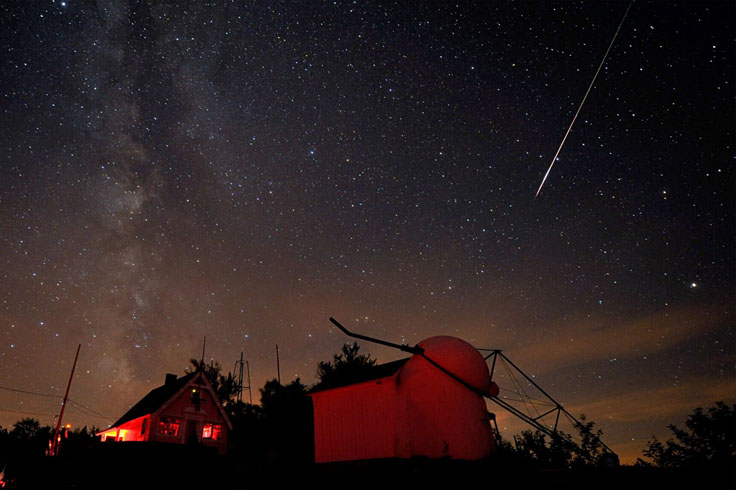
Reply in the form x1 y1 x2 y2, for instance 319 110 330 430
141 418 148 436
191 387 206 411
202 423 223 441
158 417 180 437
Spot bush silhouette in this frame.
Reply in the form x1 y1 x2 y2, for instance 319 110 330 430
640 401 736 469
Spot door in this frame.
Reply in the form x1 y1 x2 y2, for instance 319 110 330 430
185 420 199 444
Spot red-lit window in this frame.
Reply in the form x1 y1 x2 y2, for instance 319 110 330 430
158 417 180 436
202 423 222 441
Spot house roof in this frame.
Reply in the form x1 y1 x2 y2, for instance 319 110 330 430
109 372 196 428
309 357 409 393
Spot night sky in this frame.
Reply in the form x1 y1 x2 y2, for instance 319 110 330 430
1 0 733 464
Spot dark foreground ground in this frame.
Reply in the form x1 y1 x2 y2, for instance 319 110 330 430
2 443 734 489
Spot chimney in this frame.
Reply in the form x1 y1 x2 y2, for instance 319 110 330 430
165 373 177 386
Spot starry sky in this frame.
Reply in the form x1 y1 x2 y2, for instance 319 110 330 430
0 0 733 464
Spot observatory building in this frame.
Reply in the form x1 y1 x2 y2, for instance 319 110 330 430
309 335 499 463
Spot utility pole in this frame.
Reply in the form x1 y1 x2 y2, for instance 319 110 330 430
51 344 81 456
246 360 252 404
275 344 281 384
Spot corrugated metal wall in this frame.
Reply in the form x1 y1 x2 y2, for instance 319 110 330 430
311 378 397 463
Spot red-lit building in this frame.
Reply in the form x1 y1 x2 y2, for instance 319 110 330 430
98 371 232 454
308 336 499 463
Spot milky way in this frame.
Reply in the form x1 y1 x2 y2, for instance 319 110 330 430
1 0 733 463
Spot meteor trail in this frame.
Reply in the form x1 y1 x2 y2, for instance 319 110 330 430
535 0 634 198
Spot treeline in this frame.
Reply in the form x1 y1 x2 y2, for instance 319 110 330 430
0 418 102 459
0 343 733 482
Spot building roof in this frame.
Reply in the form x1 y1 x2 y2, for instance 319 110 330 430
309 357 409 393
109 372 196 428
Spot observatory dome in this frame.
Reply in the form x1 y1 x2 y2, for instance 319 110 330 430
416 336 491 393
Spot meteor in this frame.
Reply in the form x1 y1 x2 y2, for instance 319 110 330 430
535 0 634 198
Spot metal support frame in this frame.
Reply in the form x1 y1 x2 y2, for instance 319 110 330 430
234 352 252 404
479 348 616 459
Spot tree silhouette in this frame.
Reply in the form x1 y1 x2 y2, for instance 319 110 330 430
510 429 576 469
9 418 42 440
258 378 313 464
226 400 265 460
641 401 736 469
315 342 376 389
260 378 308 415
570 414 608 467
2 418 53 459
186 358 239 407
500 414 609 469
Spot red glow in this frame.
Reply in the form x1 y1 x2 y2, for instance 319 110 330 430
97 415 149 442
95 373 231 454
311 336 495 463
158 417 180 437
202 423 223 440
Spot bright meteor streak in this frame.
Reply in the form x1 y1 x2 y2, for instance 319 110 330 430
535 0 634 199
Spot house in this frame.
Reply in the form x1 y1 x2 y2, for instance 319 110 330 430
98 371 232 454
308 335 499 463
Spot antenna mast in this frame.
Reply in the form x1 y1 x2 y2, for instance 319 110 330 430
51 344 81 456
201 336 206 366
235 352 244 403
246 360 252 404
233 353 253 404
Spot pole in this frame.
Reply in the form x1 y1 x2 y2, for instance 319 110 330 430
275 344 281 384
201 336 206 365
51 344 81 456
237 352 244 403
233 359 240 399
246 360 252 404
